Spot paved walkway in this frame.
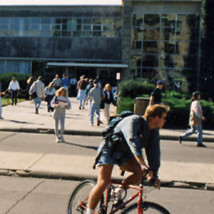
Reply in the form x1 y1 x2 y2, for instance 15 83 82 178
0 98 214 189
1 98 214 141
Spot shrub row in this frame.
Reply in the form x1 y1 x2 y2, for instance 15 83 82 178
0 72 30 91
117 80 214 130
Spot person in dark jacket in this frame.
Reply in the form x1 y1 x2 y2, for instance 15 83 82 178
86 104 169 214
149 80 164 105
102 83 117 123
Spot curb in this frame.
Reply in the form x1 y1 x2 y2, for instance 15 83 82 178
0 128 214 142
0 169 213 191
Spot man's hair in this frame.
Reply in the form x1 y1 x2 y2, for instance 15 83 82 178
144 104 169 121
38 76 42 80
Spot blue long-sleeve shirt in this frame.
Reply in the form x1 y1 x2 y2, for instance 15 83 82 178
114 115 161 175
62 77 70 87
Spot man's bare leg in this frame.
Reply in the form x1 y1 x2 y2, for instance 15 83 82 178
120 157 144 186
88 164 113 210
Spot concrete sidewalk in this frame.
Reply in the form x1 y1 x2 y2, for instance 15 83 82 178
1 98 214 142
0 99 214 189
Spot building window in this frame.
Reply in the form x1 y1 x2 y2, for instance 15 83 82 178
0 16 122 38
131 13 200 82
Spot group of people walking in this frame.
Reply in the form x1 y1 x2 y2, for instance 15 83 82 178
26 74 117 142
0 75 207 147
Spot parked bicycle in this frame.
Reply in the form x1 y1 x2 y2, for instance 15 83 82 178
68 178 170 214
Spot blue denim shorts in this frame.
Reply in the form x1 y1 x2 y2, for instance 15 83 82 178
96 143 133 167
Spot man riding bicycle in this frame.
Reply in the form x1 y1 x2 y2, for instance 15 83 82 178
86 104 169 214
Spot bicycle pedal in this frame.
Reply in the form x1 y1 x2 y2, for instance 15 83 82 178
112 199 124 208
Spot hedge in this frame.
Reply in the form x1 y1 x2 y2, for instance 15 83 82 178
0 72 30 91
117 80 214 129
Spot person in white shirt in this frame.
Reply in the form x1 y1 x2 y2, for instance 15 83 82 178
8 77 20 105
29 76 45 114
179 91 206 147
69 75 77 97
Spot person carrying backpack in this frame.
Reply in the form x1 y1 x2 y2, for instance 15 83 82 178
86 104 169 214
77 75 88 109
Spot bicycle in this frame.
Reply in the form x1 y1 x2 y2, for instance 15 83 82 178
67 179 170 214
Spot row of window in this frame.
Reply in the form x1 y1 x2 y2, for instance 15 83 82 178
131 54 198 69
131 41 199 55
0 17 122 38
132 14 200 28
131 27 199 41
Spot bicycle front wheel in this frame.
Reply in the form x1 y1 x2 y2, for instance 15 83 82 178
68 180 96 214
121 202 170 214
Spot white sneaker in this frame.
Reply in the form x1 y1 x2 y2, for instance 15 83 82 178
56 136 60 143
60 136 65 142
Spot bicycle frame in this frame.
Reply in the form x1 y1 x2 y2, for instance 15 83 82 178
101 179 144 214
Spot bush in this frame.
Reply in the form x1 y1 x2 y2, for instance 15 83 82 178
117 97 135 113
0 72 30 91
119 80 154 98
117 80 214 129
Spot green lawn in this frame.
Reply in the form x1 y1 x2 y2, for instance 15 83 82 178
1 97 25 107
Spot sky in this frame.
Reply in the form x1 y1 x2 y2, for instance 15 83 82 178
0 0 122 6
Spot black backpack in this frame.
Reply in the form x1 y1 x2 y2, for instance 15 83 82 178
102 111 134 139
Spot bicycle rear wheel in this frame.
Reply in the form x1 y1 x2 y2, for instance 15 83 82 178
121 202 170 214
68 180 97 214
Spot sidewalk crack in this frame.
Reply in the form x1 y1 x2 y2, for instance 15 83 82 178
27 153 47 170
4 179 45 214
0 133 17 143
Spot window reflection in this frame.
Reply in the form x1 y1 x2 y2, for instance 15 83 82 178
143 28 159 41
131 54 142 67
132 14 143 28
160 27 175 41
143 41 159 54
142 54 159 67
132 41 142 50
132 28 143 40
160 42 175 54
131 13 200 79
144 14 160 27
0 16 121 38
161 14 176 28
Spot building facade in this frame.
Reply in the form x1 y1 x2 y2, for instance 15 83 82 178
0 0 202 90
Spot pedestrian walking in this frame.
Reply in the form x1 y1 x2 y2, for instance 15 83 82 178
69 74 77 97
29 76 45 114
102 83 117 123
0 79 6 119
179 91 206 147
52 74 62 90
149 80 164 105
51 87 71 143
44 82 55 112
26 76 34 100
61 73 70 95
77 75 88 109
86 79 93 110
8 76 20 105
85 79 104 126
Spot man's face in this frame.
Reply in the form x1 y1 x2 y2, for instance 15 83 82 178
154 112 167 129
157 84 164 90
56 75 59 79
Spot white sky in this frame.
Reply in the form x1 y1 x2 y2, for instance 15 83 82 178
0 0 122 6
